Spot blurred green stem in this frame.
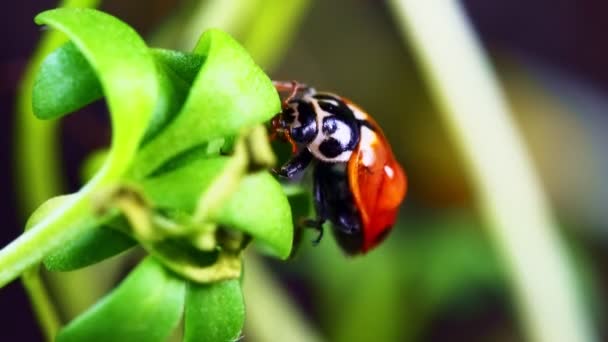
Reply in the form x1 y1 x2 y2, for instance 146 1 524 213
238 0 311 71
243 254 323 342
150 0 254 50
15 0 100 339
21 267 60 341
150 0 311 71
388 2 595 342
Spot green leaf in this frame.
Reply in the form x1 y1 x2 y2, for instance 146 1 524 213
216 172 293 259
43 224 135 272
57 258 185 342
141 50 203 144
152 48 205 85
32 42 203 145
25 194 136 271
184 279 244 342
141 157 230 213
141 156 293 259
33 41 102 120
132 29 281 178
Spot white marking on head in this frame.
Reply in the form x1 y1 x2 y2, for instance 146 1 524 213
305 98 353 163
332 120 352 146
318 99 340 107
360 126 376 167
384 165 394 178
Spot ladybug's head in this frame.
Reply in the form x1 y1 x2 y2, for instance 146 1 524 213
274 99 319 147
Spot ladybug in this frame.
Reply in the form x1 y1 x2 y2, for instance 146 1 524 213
271 81 407 254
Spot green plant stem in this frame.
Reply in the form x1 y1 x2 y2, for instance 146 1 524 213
388 2 595 342
22 267 61 341
150 0 311 70
149 0 259 50
178 0 258 50
15 1 100 339
239 0 311 71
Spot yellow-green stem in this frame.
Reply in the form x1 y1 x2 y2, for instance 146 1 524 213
22 267 60 342
388 2 596 342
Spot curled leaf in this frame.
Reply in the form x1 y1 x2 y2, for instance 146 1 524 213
132 29 281 178
33 41 102 120
35 8 158 181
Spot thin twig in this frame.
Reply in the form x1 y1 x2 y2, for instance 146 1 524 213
388 1 596 341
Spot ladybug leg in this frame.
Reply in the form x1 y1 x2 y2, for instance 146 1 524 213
298 218 325 245
272 149 313 179
290 163 330 250
299 163 334 245
287 171 327 256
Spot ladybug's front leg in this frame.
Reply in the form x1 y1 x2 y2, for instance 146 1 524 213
273 148 313 179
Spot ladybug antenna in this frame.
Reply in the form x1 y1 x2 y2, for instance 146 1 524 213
285 80 299 105
272 80 316 108
273 80 299 108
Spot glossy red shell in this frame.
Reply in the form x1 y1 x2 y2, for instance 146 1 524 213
346 108 407 252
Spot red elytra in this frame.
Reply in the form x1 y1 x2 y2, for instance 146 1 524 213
346 108 407 252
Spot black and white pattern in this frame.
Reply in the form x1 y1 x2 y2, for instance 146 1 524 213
284 93 360 163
